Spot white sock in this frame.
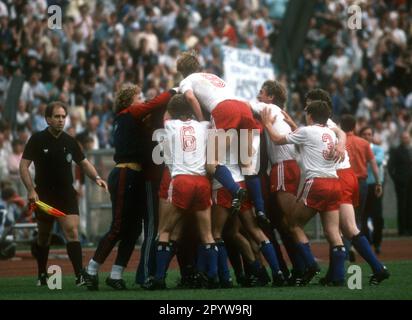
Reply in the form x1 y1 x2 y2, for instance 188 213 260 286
110 265 124 280
87 259 100 275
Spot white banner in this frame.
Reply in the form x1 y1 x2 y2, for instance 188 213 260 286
222 45 275 102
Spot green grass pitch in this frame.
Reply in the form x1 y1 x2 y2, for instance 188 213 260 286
1 261 411 300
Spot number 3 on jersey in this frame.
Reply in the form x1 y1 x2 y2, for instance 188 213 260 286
322 133 335 160
181 126 196 152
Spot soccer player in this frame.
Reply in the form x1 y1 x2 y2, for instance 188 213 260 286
252 80 307 284
143 94 217 289
83 85 174 290
211 137 286 287
176 52 269 224
261 100 347 286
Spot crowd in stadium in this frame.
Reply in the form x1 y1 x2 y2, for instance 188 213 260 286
0 0 411 283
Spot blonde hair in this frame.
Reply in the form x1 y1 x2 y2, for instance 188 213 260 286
176 51 201 77
115 84 141 113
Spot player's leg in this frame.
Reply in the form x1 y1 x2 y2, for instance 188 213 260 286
339 203 388 283
286 200 319 285
108 170 146 290
212 205 233 287
33 217 54 286
58 214 84 285
136 180 159 285
195 206 219 288
238 208 285 286
84 167 123 290
152 205 183 286
241 130 270 224
174 215 200 288
319 210 346 286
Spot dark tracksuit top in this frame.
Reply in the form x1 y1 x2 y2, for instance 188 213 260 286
93 91 172 266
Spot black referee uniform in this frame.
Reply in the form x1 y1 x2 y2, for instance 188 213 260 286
22 128 85 279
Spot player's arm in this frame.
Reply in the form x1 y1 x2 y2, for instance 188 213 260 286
119 91 173 120
19 158 39 203
184 89 204 121
281 110 298 131
330 126 346 163
366 147 383 197
79 159 108 191
260 108 288 145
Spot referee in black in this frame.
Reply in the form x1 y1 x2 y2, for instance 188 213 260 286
19 101 108 286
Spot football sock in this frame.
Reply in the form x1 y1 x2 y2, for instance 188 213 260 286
214 165 240 196
330 246 346 283
245 175 265 213
87 259 100 276
352 233 383 273
155 242 173 280
260 240 280 273
215 239 231 281
66 241 83 278
110 264 124 280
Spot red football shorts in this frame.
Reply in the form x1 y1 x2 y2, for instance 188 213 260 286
270 160 301 196
299 177 341 212
211 100 257 130
159 167 172 200
212 181 252 213
170 175 212 211
337 168 359 207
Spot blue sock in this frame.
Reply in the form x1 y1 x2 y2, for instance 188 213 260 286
216 239 231 281
214 165 240 196
352 233 383 274
343 237 352 260
155 242 172 280
196 244 207 274
245 175 265 213
330 246 346 283
260 240 280 273
245 259 260 277
296 242 318 269
281 234 305 273
205 243 218 279
197 244 218 279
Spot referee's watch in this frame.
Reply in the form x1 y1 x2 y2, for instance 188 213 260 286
95 175 102 181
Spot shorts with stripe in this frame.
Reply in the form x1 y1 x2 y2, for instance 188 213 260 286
269 160 300 196
170 175 212 211
212 181 253 213
298 177 341 212
337 168 359 207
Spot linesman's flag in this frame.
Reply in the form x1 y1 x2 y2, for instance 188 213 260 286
31 200 67 217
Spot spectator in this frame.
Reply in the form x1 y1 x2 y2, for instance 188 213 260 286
388 132 412 236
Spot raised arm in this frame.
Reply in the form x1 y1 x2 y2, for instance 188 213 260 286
184 89 204 121
119 91 173 120
260 108 288 145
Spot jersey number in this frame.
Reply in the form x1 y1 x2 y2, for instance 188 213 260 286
322 133 335 161
181 126 196 152
201 73 225 88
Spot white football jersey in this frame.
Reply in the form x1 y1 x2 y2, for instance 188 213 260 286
164 119 210 177
250 102 297 164
179 73 237 113
285 125 338 179
326 118 351 170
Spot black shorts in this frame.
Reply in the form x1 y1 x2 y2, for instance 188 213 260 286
35 187 79 223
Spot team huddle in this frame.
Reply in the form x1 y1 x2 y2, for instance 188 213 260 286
23 51 390 291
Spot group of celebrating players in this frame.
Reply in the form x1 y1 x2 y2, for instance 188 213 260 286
81 52 390 291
